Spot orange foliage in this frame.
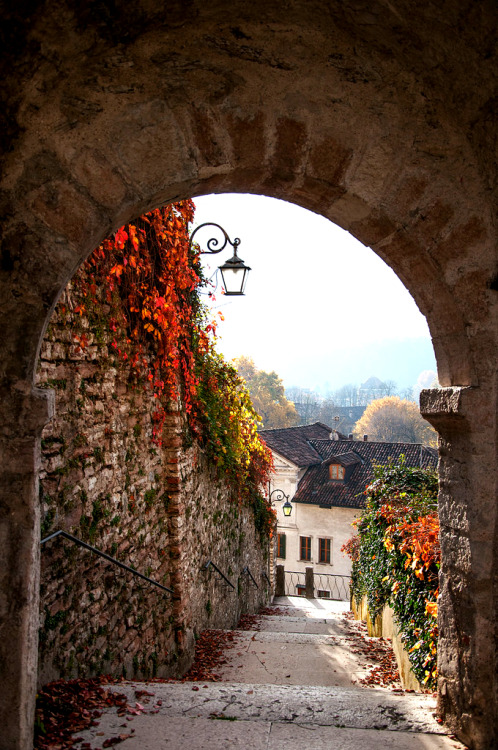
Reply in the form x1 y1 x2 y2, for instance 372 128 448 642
73 201 202 444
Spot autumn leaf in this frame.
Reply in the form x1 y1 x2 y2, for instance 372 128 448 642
425 601 438 618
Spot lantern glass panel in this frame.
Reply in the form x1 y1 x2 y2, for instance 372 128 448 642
282 500 292 517
220 263 250 295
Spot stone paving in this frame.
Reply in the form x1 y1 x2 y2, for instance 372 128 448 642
74 597 466 749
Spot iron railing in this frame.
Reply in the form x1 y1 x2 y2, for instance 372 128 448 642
313 572 351 601
241 566 258 588
202 560 235 589
284 570 306 596
283 570 351 601
40 530 174 595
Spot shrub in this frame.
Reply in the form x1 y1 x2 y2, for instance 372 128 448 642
343 457 439 689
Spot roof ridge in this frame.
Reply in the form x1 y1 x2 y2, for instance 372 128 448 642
310 438 432 447
304 438 326 463
260 421 332 434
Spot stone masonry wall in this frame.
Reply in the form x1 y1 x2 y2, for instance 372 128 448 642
36 300 270 686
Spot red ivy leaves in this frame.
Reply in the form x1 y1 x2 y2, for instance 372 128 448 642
74 201 201 444
67 200 273 528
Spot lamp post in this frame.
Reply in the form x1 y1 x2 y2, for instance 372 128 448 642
189 222 251 296
269 488 293 517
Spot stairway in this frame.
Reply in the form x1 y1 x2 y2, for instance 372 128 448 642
73 597 465 749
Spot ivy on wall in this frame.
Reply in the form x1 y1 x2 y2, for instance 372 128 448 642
343 458 439 689
66 200 275 537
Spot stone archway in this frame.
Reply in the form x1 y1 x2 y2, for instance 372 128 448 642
1 3 496 749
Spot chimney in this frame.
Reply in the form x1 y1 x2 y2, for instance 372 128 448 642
363 434 368 441
348 433 353 440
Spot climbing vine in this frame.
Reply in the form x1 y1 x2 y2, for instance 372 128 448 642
67 200 274 536
343 458 439 689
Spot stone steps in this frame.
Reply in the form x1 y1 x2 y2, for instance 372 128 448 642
73 681 463 750
72 597 466 750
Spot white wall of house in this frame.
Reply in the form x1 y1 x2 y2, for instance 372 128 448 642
276 503 358 578
269 449 359 599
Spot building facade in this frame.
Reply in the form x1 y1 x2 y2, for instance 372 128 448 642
262 424 438 599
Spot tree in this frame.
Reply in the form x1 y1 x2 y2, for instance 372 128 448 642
317 397 341 428
353 396 437 446
234 356 299 429
285 386 322 425
333 383 361 407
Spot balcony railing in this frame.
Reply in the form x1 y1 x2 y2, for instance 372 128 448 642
276 566 351 601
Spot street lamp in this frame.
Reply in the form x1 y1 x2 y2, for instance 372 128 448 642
189 222 251 296
269 488 293 517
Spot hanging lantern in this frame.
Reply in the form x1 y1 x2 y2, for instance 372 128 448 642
189 222 251 296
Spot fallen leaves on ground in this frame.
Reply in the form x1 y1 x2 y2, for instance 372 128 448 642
34 676 128 750
177 629 240 682
258 607 289 617
237 613 262 631
342 612 402 690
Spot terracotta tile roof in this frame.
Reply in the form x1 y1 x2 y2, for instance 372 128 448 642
260 422 334 468
293 440 438 510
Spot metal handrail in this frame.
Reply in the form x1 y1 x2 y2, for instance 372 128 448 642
202 560 235 589
262 571 271 586
41 530 174 595
241 566 258 588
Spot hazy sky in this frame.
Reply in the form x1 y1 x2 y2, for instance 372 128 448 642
193 194 436 393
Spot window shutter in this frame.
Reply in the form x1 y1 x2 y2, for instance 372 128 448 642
278 533 286 559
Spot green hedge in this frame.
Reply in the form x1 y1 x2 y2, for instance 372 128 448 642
344 457 439 689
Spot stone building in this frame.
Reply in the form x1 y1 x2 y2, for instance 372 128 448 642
1 3 497 748
263 425 437 595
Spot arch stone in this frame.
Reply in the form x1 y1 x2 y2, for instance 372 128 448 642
0 3 497 748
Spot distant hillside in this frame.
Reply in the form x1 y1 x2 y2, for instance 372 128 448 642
282 337 437 394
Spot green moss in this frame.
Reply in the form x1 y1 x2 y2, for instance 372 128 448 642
93 446 105 464
41 435 66 449
41 508 56 537
43 605 68 632
43 378 67 391
160 492 171 511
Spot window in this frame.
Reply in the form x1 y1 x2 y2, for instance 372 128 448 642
317 589 331 599
329 464 345 480
300 536 311 561
296 585 307 597
277 533 286 559
318 537 331 564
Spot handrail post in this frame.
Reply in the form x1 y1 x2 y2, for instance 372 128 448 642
305 567 314 599
275 564 285 597
202 560 235 589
